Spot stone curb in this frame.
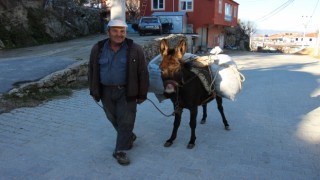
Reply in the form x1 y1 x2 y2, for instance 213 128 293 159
7 60 88 97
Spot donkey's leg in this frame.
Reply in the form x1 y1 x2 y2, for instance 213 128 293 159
187 107 198 149
164 107 183 147
216 96 230 130
200 103 207 124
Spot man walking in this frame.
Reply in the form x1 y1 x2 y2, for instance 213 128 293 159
88 19 149 165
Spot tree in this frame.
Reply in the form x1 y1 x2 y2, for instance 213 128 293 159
125 0 140 23
239 20 257 51
239 20 257 37
224 20 257 51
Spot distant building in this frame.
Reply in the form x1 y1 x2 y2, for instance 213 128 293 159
252 31 319 52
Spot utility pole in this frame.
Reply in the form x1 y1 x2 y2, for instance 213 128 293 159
314 15 320 57
301 15 310 49
315 24 320 57
249 32 253 51
110 0 126 21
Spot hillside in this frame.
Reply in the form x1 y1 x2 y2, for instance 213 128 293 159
0 0 102 49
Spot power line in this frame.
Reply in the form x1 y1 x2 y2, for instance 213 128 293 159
255 0 294 22
255 0 295 22
306 0 319 26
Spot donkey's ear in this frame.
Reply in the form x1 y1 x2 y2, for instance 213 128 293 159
175 39 187 58
159 39 169 56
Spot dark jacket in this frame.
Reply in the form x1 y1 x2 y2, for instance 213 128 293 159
88 38 149 102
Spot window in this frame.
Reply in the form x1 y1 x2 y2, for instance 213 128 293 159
234 6 237 17
218 0 222 13
180 0 193 11
224 3 232 21
152 0 164 10
141 18 158 23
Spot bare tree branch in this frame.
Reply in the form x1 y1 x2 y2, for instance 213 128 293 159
125 0 140 22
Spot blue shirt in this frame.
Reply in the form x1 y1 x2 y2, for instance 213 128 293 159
99 40 127 85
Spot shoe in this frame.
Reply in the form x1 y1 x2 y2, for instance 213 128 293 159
128 133 137 150
113 151 130 165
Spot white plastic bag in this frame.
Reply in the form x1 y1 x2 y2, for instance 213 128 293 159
148 54 164 94
209 54 245 101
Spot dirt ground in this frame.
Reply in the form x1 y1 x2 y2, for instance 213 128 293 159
296 47 320 59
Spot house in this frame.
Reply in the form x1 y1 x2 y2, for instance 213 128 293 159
297 32 318 47
139 0 239 50
253 32 319 48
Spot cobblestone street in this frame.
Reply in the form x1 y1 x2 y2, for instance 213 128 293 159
0 44 319 178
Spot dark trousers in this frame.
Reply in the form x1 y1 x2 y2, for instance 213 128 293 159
101 87 137 151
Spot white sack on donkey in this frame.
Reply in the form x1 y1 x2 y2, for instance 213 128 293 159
208 53 245 101
148 54 164 94
183 47 245 101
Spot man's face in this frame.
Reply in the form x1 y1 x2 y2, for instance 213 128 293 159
108 27 126 44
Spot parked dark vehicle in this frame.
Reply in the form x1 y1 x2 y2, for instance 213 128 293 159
134 16 173 36
138 16 162 36
160 18 173 34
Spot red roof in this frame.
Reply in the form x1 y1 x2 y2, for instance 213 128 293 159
305 33 318 37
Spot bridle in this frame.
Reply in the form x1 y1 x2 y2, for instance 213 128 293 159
162 63 198 111
163 61 198 89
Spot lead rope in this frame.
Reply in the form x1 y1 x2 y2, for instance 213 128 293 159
146 98 175 117
147 83 182 117
95 100 104 110
94 98 175 117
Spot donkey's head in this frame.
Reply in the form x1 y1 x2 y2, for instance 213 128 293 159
159 39 187 94
159 39 187 76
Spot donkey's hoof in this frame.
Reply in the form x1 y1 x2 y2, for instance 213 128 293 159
200 120 206 124
164 142 173 147
187 143 195 149
225 125 230 130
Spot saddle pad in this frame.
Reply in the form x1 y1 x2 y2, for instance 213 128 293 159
187 61 215 94
183 53 245 100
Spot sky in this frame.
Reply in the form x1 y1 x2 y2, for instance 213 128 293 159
235 0 320 34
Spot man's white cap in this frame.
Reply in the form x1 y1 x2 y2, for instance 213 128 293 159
107 19 128 28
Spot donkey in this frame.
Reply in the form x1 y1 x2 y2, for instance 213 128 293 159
159 39 229 149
